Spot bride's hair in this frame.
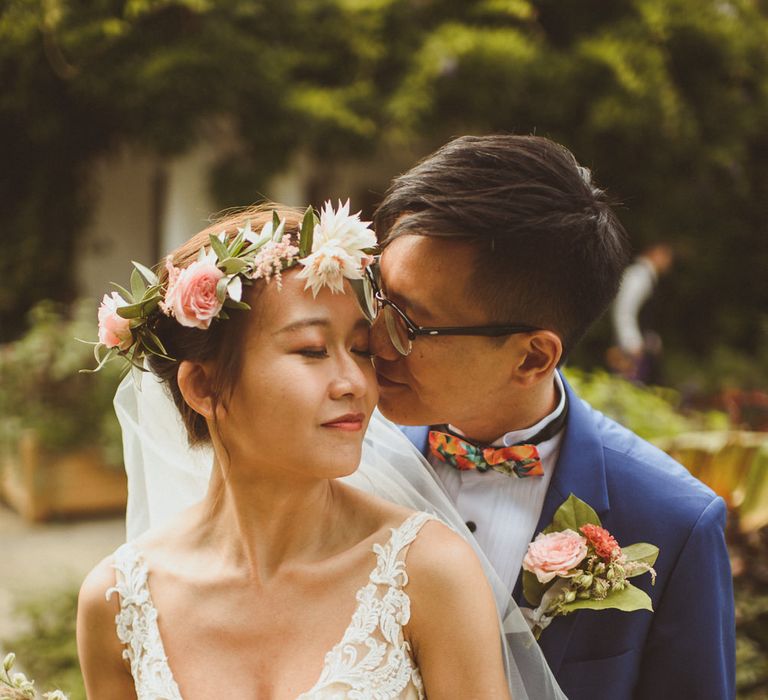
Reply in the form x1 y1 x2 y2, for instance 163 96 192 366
148 203 305 446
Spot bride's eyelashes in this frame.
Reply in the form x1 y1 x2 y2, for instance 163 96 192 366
298 347 329 359
295 346 372 360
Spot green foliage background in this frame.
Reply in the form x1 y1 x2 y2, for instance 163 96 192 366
0 300 124 459
2 0 768 364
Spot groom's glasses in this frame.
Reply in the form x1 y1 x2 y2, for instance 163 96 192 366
362 257 540 357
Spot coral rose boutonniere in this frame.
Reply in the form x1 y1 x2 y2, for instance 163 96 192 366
522 494 658 639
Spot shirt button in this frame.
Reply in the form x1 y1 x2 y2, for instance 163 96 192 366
466 520 477 533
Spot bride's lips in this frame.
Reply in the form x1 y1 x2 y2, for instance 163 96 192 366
321 413 366 431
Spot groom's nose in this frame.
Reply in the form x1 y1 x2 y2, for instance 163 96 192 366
370 313 400 360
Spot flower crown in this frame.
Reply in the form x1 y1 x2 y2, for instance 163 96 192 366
90 200 376 372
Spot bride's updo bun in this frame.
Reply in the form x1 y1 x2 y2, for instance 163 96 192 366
148 204 305 446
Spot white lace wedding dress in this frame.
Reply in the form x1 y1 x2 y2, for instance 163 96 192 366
106 511 436 700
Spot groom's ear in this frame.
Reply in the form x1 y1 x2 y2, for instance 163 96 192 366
511 330 562 386
177 360 216 419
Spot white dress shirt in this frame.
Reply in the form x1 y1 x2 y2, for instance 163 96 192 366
430 373 567 592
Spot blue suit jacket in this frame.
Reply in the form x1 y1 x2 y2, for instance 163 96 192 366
399 374 735 699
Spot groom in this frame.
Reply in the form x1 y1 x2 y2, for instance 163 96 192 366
370 135 735 700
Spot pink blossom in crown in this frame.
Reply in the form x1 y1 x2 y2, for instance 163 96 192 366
297 199 376 297
161 254 225 329
97 292 133 350
250 237 300 288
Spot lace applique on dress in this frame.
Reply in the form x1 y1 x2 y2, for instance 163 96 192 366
107 511 436 700
106 543 182 700
297 511 436 700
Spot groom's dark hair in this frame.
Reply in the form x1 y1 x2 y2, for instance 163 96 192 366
374 134 630 357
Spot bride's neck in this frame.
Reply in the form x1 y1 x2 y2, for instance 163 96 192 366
193 461 345 582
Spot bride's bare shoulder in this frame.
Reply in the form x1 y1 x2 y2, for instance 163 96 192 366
79 553 119 613
403 518 496 620
78 540 144 627
78 555 137 697
406 518 481 576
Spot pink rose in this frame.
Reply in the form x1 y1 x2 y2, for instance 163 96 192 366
523 530 588 584
97 292 133 350
163 258 225 329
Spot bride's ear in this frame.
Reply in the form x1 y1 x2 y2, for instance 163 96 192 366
177 360 216 420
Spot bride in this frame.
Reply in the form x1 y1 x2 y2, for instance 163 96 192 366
76 202 563 699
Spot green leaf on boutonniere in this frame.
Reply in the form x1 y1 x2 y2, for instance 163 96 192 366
522 569 548 607
544 493 602 535
621 543 659 572
560 582 653 614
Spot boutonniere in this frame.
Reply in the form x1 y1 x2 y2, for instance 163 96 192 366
521 494 658 638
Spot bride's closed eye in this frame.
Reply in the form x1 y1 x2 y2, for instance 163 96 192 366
298 347 329 359
297 346 372 359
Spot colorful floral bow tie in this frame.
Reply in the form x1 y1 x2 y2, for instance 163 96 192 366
429 430 544 478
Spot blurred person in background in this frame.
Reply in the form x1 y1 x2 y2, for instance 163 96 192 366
608 243 675 384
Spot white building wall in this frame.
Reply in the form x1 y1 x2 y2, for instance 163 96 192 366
159 142 220 256
76 147 158 303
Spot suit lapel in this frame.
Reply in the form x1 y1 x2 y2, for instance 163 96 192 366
534 373 610 534
515 372 611 673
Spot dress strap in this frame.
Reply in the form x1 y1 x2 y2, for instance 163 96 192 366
369 511 438 589
105 543 183 700
107 542 148 607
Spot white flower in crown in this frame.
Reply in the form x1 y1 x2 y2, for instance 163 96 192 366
297 199 376 296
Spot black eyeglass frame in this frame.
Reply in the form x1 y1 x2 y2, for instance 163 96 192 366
363 260 541 355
